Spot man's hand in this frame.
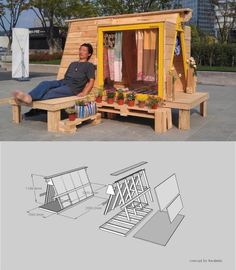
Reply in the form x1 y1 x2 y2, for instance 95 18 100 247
77 92 86 97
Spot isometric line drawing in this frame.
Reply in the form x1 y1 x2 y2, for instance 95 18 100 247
110 161 148 176
133 173 185 246
38 166 94 213
99 168 154 237
27 166 107 219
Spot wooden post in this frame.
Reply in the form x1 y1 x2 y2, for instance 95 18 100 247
47 110 61 132
154 109 167 133
166 73 173 101
179 109 190 130
12 105 21 124
166 109 173 129
186 68 196 94
200 101 207 117
92 113 102 125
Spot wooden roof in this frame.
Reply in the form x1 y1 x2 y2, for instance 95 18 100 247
66 8 192 23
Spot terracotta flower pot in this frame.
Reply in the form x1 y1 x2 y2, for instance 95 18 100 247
138 101 146 108
128 100 135 107
117 99 124 105
68 113 76 121
152 104 158 109
96 96 102 103
107 98 114 104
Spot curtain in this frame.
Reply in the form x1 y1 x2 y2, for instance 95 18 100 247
114 32 123 82
107 48 115 81
122 30 137 87
136 30 144 81
103 47 110 80
143 30 157 82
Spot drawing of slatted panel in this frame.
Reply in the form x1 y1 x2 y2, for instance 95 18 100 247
40 166 94 213
100 203 153 236
100 168 154 237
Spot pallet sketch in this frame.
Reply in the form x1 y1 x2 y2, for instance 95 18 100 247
38 166 94 213
154 173 183 223
110 161 148 176
100 168 154 237
134 173 185 246
27 167 107 219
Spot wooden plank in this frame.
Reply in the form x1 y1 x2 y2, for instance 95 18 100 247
200 101 207 117
164 92 209 110
47 110 61 132
58 113 102 134
179 109 190 130
66 9 191 23
155 109 167 133
12 105 21 124
0 98 11 105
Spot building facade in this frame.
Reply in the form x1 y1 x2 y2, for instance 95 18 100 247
173 0 215 35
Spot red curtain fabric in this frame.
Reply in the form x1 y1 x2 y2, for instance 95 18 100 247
122 30 137 87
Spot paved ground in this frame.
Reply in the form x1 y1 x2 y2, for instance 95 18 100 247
0 72 236 141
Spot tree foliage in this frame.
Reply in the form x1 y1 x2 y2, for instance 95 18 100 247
0 0 27 49
95 0 172 16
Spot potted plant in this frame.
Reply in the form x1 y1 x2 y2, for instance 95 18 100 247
136 94 148 108
65 107 77 121
127 92 136 107
148 96 160 109
117 89 125 105
106 90 116 104
95 87 103 103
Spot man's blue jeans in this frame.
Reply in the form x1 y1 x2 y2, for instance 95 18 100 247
28 80 75 101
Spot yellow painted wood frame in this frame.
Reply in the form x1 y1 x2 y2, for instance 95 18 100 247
97 23 165 98
169 15 188 79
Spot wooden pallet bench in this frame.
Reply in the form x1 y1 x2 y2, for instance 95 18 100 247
164 92 209 130
59 113 102 134
10 96 82 132
96 102 172 133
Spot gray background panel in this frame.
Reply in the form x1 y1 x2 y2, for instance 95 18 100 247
1 142 235 270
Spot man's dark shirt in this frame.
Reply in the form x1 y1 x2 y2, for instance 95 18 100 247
63 61 95 94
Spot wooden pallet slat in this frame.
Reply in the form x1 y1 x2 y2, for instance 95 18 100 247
97 101 172 133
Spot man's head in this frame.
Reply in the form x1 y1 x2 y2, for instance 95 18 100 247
79 43 93 61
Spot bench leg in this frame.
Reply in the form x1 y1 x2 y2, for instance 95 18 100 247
179 109 190 130
155 110 167 133
200 101 207 117
12 105 21 124
47 110 61 132
166 109 173 129
92 113 102 125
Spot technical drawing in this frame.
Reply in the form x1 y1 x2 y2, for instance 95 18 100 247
100 168 154 237
110 161 148 176
133 173 185 246
27 166 107 219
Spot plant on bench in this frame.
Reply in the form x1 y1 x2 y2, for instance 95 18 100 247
65 107 77 121
117 89 125 105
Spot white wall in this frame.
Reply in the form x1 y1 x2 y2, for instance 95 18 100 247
0 36 8 48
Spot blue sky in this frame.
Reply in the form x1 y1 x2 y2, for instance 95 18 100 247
17 10 38 28
0 5 39 31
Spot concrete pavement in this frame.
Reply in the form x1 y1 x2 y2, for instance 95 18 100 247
0 72 236 141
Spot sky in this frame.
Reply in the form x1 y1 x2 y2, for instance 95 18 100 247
0 5 40 32
17 10 40 28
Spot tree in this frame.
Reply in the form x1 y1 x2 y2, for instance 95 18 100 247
210 0 236 43
0 0 27 50
28 0 97 54
95 0 172 16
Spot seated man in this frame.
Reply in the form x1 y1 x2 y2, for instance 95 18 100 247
13 43 95 116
